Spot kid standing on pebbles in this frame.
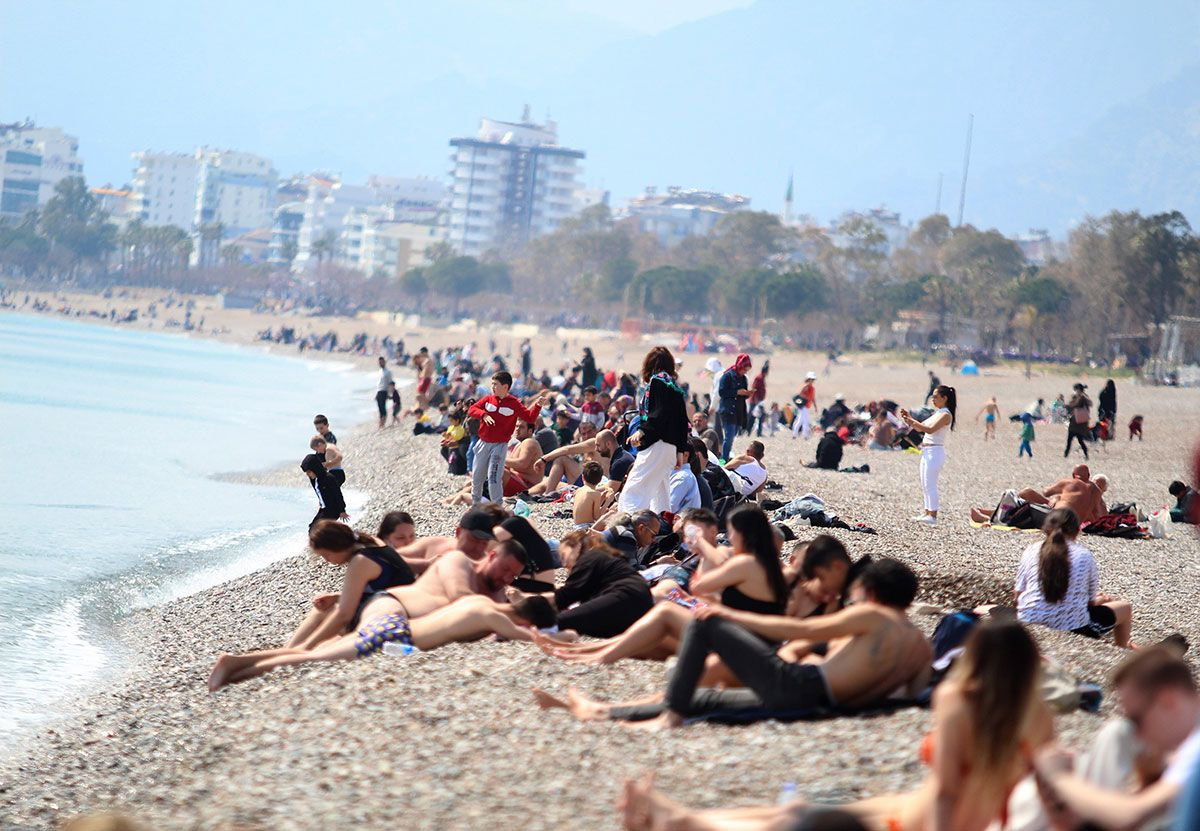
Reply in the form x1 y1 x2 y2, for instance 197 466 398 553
1019 412 1036 458
468 372 551 504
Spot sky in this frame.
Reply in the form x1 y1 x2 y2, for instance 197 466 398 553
2 1 1198 233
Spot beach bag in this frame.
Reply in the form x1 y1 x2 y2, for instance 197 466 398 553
1006 502 1052 530
1148 509 1173 539
929 610 980 684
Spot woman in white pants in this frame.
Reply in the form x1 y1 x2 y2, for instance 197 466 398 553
618 346 691 514
900 385 956 526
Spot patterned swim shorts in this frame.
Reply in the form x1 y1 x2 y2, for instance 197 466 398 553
354 612 413 657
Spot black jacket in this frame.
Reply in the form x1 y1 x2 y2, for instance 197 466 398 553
815 434 845 470
640 376 691 453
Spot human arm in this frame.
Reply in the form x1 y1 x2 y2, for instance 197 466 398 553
297 555 379 648
900 409 951 434
1032 747 1180 829
512 391 549 425
543 437 597 463
322 444 343 468
930 685 971 831
682 529 733 570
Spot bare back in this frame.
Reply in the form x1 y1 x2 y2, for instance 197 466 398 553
1050 478 1102 522
385 551 482 618
815 606 932 706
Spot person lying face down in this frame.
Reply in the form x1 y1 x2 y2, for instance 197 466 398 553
208 539 563 691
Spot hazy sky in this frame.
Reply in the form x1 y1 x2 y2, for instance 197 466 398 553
2 1 1197 231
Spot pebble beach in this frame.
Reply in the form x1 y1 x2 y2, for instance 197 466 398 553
2 299 1199 830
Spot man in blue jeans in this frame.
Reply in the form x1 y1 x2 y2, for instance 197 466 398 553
717 354 751 460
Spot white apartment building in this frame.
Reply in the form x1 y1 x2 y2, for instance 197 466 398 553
622 186 750 247
130 151 200 229
831 207 912 257
293 177 378 271
448 114 585 255
0 121 84 219
194 147 277 239
337 205 448 279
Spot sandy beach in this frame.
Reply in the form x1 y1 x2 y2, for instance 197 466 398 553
2 289 1198 830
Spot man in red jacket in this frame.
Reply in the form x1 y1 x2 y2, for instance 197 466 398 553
468 371 551 504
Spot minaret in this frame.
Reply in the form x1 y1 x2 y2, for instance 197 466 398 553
783 171 794 225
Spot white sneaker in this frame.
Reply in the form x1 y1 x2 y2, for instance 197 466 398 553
910 515 936 525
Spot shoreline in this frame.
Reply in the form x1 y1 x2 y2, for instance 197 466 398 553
2 290 1198 829
0 311 384 759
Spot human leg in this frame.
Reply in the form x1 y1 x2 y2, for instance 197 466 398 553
550 602 688 664
919 446 944 517
285 606 331 648
486 441 506 503
375 390 388 426
619 441 676 513
721 421 736 460
1103 599 1134 648
210 632 362 690
409 595 536 649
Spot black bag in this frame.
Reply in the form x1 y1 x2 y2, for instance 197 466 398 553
1005 502 1052 530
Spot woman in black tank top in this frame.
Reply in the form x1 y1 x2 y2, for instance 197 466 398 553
282 521 416 652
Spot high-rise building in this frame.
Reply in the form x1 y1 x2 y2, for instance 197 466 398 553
622 186 750 247
0 121 84 219
447 113 584 255
194 147 277 239
130 151 200 229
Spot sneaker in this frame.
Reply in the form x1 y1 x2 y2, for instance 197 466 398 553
909 515 936 525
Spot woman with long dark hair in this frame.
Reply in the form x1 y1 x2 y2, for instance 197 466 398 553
1015 507 1134 647
285 520 415 650
612 620 1053 831
618 346 691 513
900 385 956 525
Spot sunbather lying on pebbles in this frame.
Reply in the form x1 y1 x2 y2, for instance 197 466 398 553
614 620 1053 831
535 558 932 730
208 539 535 691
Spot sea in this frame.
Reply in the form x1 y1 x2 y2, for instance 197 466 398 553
0 313 377 741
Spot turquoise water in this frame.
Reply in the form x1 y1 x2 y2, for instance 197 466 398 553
0 313 376 736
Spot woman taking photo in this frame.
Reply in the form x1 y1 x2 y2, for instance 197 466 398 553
618 346 691 514
613 620 1053 831
1015 507 1135 647
900 385 956 525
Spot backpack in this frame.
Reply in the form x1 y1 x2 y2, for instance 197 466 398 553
702 462 738 502
929 610 981 684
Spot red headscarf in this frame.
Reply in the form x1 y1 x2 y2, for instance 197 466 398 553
729 353 752 373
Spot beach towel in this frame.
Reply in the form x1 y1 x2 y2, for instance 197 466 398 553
1081 513 1146 539
969 521 1042 533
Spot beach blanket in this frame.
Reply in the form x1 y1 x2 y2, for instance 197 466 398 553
970 521 1041 533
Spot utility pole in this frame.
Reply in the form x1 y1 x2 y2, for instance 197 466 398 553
935 172 943 215
956 114 974 227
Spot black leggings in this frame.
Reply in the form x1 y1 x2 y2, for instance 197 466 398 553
557 587 653 639
608 616 833 721
1065 430 1089 459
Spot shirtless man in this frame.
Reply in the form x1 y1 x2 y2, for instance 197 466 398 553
390 507 497 573
535 558 931 729
207 540 530 690
529 427 618 495
1020 464 1106 523
503 419 545 497
970 464 1107 525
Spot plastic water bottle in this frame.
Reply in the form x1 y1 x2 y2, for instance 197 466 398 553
777 782 797 805
382 641 419 657
514 498 531 518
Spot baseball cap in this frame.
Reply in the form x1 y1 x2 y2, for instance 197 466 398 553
458 508 498 540
705 357 722 373
805 371 817 380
